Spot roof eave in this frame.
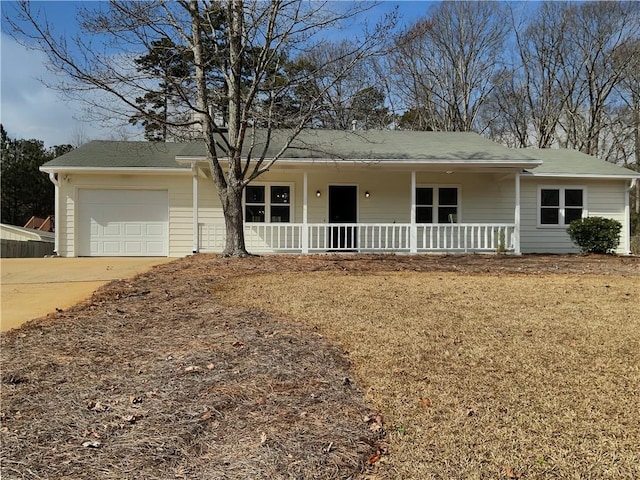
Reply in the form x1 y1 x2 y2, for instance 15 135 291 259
522 171 640 180
39 166 191 175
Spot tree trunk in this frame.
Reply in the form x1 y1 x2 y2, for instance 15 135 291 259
220 183 249 257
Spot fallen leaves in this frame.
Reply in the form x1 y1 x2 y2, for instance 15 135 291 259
366 445 389 465
365 414 384 433
504 466 520 478
121 412 144 424
87 401 109 413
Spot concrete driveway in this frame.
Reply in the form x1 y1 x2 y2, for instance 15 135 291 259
1 257 173 332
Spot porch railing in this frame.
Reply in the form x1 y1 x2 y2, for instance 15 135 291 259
199 223 516 254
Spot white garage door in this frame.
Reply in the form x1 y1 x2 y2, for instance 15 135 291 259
78 189 168 256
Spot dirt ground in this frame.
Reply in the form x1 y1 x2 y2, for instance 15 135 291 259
1 253 639 479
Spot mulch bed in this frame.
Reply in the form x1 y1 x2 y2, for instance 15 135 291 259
1 253 638 479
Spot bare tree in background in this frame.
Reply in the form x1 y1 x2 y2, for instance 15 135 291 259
511 2 579 148
8 0 392 256
388 1 509 132
559 1 640 157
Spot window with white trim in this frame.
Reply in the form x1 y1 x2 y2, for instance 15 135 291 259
539 187 584 226
416 187 459 223
245 185 291 223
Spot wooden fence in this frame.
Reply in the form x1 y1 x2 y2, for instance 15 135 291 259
1 239 55 258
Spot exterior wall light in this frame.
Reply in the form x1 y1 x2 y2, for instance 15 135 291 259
316 190 321 197
365 191 370 198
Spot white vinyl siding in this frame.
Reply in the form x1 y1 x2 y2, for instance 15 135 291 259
521 179 628 254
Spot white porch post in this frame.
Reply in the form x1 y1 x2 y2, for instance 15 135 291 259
302 171 309 254
514 171 521 255
192 162 199 254
410 170 417 253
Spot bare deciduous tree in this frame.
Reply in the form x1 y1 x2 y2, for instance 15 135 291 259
8 0 391 256
559 1 640 157
389 1 509 132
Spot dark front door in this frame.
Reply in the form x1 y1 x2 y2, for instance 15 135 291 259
328 185 357 250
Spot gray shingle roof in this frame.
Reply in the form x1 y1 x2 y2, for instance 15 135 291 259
176 130 543 162
42 141 190 169
41 130 639 178
523 148 638 177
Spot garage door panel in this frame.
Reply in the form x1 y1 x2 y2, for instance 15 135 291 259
125 224 143 236
104 224 121 236
103 242 123 254
146 224 164 236
145 242 165 255
124 242 143 254
78 189 168 257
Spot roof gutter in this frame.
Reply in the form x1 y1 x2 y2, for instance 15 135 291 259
39 166 191 175
521 171 640 180
175 156 543 169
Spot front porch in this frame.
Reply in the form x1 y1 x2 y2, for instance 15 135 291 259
188 162 526 256
199 222 517 254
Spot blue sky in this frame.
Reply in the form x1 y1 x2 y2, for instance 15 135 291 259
0 1 435 147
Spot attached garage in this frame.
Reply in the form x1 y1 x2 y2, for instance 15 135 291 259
77 189 168 257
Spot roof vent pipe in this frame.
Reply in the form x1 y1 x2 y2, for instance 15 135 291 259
351 120 357 131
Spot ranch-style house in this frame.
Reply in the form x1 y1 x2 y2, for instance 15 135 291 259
40 130 639 257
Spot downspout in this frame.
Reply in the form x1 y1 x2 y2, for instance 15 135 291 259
514 171 521 255
625 178 638 255
192 162 199 254
48 172 60 256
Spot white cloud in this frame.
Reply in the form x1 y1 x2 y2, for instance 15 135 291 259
0 33 129 147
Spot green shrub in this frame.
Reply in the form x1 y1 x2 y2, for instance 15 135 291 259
567 217 622 254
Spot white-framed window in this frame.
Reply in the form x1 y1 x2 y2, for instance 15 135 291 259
416 186 459 223
538 186 586 227
245 184 292 223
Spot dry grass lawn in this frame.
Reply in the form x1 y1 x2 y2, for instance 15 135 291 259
218 265 640 479
2 254 639 479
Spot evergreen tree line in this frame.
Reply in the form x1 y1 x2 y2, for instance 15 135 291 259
0 125 73 226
